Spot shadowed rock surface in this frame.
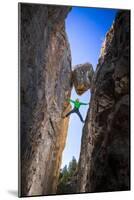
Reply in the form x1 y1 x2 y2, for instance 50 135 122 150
20 3 72 196
77 10 130 193
72 63 94 95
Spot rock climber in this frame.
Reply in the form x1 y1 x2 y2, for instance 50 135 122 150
63 98 89 123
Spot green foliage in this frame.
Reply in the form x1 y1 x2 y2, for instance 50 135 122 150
57 156 78 194
68 156 77 176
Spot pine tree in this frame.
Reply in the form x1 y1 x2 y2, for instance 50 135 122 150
68 156 77 176
57 156 78 194
61 165 69 182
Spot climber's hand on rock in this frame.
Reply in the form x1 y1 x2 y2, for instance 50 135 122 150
64 102 68 107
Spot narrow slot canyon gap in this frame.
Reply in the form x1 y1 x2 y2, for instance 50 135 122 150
19 3 130 197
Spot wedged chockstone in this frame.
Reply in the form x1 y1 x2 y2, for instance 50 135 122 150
72 63 94 95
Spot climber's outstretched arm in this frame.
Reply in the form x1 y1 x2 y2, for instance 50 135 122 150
80 102 89 105
66 98 75 104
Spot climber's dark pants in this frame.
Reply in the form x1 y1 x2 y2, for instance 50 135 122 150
65 108 84 123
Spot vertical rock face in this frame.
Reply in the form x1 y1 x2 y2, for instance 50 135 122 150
20 4 72 196
77 11 130 192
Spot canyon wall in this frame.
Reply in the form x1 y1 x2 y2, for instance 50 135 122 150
20 4 72 196
77 10 130 193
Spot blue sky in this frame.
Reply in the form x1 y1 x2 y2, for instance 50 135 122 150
61 6 118 168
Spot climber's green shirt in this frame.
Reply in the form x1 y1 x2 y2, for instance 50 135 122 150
66 98 88 109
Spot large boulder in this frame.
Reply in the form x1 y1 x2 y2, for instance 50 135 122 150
72 63 94 95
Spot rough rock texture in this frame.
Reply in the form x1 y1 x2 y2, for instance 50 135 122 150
72 63 94 95
77 10 130 193
20 3 72 196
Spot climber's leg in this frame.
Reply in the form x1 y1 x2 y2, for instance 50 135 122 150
65 108 75 118
76 109 85 123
